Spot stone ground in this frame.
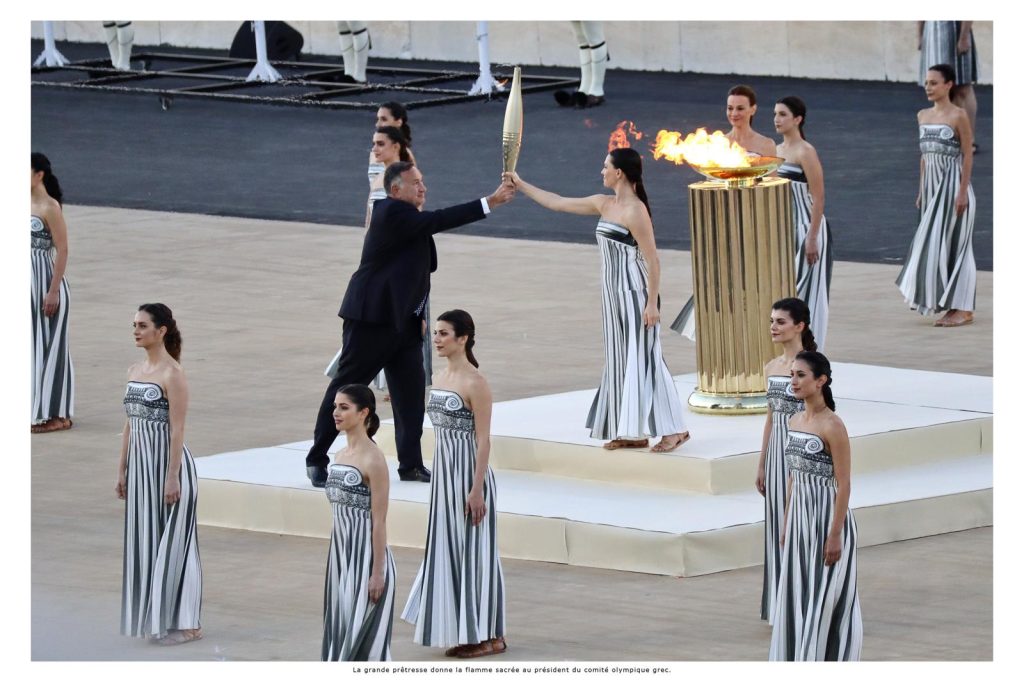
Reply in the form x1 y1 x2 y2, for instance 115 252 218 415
29 205 992 662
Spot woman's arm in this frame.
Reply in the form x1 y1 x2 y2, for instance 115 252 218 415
755 407 772 496
823 419 852 566
958 22 974 54
367 453 390 603
510 172 605 216
163 368 189 506
802 145 826 266
42 202 68 317
466 376 494 527
116 417 130 499
628 207 661 328
955 110 974 216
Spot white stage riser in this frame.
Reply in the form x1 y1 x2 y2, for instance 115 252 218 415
373 418 992 494
197 481 992 577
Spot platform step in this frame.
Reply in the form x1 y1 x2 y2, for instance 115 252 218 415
195 446 991 577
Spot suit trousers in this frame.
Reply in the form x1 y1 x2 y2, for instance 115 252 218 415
307 317 427 473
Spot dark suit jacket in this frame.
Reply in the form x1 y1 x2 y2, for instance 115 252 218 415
338 197 487 329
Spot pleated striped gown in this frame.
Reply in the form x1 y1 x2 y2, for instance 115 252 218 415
587 220 688 440
31 215 73 424
769 431 862 661
920 21 977 86
121 381 202 638
761 376 803 623
322 463 397 661
778 162 833 350
896 124 976 316
402 389 506 647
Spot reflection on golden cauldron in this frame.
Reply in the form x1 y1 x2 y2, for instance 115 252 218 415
687 156 784 187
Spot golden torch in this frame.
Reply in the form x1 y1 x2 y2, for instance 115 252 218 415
502 66 523 173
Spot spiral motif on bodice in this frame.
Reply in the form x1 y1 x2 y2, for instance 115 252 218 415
31 216 45 233
938 125 955 140
803 435 824 453
341 468 362 486
143 385 161 401
444 393 463 411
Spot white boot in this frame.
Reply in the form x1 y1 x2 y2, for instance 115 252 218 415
581 21 606 102
571 21 592 95
337 21 355 78
115 21 134 71
350 22 369 83
102 22 118 67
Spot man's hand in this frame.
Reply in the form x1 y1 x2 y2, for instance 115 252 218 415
487 175 516 208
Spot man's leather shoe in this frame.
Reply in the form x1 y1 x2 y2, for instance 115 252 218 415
398 466 432 483
307 465 328 488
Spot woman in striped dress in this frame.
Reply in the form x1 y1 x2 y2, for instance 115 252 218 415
896 63 976 327
30 153 74 432
770 351 862 661
116 303 203 645
919 21 978 142
755 298 815 623
402 309 507 658
774 97 833 350
511 149 690 452
322 384 396 661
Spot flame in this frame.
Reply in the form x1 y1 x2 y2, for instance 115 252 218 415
608 120 644 151
652 128 751 168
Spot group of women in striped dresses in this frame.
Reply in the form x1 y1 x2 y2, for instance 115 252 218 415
323 309 507 661
756 298 862 661
31 153 74 433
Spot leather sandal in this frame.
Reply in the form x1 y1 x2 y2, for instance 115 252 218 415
603 438 649 450
156 628 203 646
651 432 690 453
445 644 473 657
457 638 507 658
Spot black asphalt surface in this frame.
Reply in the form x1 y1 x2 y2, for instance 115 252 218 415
31 40 992 269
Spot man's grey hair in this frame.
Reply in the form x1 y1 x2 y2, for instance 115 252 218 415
383 161 416 195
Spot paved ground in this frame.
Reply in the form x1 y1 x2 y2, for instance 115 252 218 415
30 39 993 269
29 205 992 661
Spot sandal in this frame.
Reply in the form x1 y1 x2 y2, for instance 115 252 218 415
31 418 72 434
651 432 690 453
602 438 649 450
156 628 203 646
457 638 507 658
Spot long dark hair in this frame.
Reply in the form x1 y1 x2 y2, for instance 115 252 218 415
609 147 652 221
337 384 380 439
728 84 758 122
438 309 479 368
375 125 413 163
379 101 412 144
138 303 182 361
31 152 64 205
795 350 835 412
772 297 817 351
776 96 807 140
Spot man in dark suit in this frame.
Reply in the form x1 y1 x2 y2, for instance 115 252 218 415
306 161 515 486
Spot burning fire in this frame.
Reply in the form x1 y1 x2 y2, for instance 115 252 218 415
608 120 644 151
652 128 751 168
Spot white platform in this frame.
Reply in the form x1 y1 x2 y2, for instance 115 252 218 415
195 363 992 576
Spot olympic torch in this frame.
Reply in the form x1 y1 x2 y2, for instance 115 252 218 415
502 66 523 173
